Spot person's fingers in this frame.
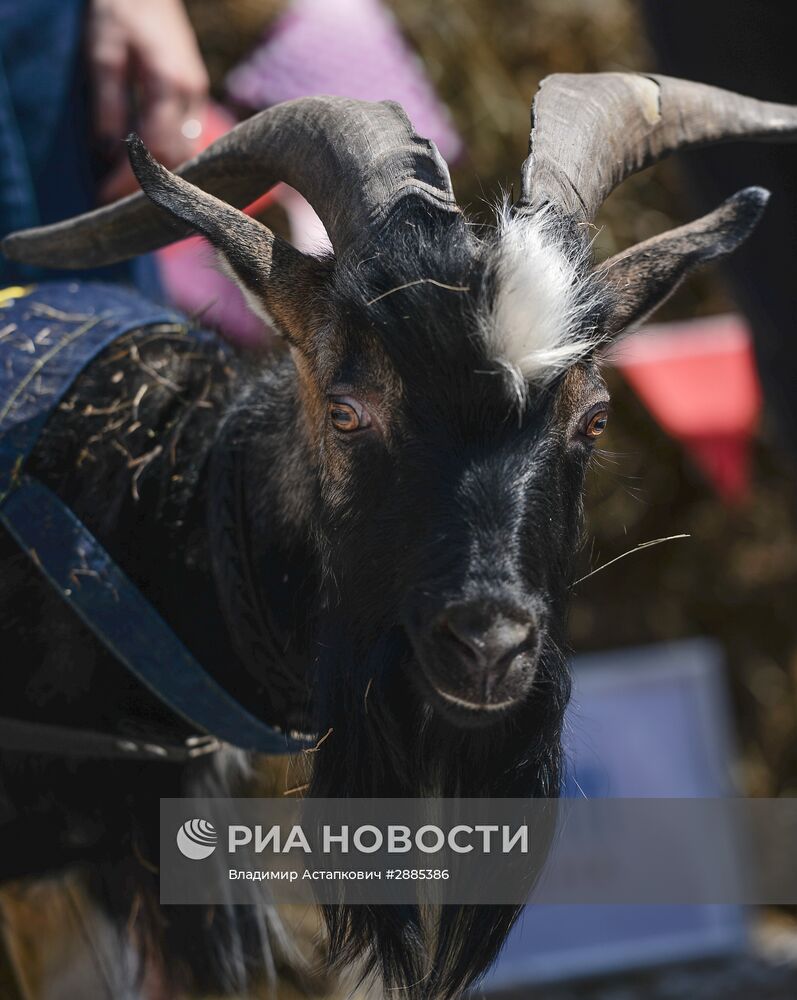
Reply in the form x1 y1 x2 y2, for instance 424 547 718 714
88 0 210 197
130 0 209 168
136 87 205 169
87 8 130 143
99 89 208 204
97 157 139 204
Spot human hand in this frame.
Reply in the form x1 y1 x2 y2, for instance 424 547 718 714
87 0 210 202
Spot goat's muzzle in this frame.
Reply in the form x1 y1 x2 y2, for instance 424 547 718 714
407 597 543 726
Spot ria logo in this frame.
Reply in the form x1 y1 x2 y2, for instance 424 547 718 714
176 818 218 860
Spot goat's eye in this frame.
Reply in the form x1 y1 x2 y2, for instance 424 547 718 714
580 404 609 441
328 396 371 433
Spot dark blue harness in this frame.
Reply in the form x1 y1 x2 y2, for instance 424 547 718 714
0 282 309 759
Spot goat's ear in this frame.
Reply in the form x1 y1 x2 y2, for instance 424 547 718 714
127 135 329 346
596 187 769 339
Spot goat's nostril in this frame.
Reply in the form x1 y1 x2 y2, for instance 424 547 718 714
434 605 535 671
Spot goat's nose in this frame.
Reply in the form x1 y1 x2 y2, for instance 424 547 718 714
434 604 535 674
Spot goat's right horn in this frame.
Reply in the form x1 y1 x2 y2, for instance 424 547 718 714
2 97 458 268
516 73 797 225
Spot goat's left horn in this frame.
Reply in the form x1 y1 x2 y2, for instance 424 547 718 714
2 97 458 268
517 73 797 225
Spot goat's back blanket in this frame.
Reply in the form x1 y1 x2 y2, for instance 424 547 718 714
0 281 305 758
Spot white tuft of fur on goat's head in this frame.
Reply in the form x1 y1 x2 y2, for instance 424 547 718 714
481 202 602 398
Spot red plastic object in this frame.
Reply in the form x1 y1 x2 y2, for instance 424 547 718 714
612 315 762 503
186 103 281 216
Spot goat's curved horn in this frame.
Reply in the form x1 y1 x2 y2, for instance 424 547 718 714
123 134 320 339
2 97 457 268
517 73 797 224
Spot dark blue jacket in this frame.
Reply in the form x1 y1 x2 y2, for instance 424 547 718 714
0 0 158 292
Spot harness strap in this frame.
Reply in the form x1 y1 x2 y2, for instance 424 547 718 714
0 283 311 758
0 716 221 762
1 476 307 755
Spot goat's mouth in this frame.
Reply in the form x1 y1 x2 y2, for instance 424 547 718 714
409 646 539 729
402 595 545 727
410 666 531 729
423 661 535 727
432 682 521 714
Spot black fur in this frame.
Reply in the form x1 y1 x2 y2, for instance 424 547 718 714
306 209 583 996
0 205 605 997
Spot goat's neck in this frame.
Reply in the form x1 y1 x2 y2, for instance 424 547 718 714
13 334 318 732
206 358 321 726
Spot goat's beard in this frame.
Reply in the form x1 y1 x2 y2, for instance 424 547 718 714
308 621 571 999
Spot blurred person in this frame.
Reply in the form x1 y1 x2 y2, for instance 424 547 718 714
0 0 209 290
642 0 797 468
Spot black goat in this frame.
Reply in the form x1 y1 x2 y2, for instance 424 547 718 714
2 74 797 999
